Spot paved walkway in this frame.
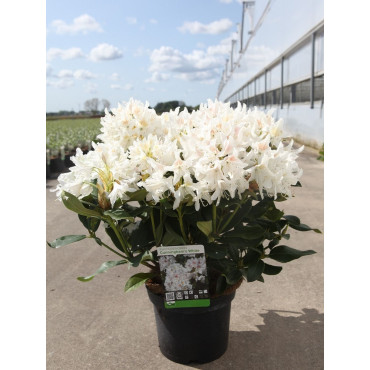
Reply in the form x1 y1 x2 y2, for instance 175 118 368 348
46 146 324 370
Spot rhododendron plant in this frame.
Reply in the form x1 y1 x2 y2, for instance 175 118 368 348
48 99 320 296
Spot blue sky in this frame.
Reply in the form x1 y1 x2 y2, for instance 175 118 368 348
46 0 247 112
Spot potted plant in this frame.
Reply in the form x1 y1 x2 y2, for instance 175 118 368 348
48 99 320 364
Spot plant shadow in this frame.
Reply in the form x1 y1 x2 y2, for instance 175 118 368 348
190 308 324 370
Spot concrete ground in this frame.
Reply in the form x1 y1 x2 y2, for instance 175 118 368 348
46 146 324 370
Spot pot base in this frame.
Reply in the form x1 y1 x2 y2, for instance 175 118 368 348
147 287 235 364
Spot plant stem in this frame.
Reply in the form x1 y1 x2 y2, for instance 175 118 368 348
150 208 156 240
89 236 126 259
106 218 132 258
219 203 241 233
141 261 156 269
212 203 217 233
177 206 188 244
219 192 250 233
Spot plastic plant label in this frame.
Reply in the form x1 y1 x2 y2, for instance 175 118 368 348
157 245 210 309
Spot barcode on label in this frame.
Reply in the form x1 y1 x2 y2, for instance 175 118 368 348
165 292 175 301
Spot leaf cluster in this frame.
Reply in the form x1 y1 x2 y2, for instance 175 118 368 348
47 186 321 296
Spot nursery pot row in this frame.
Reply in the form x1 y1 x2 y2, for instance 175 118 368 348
146 286 235 364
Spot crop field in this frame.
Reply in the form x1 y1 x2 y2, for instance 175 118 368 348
46 117 101 158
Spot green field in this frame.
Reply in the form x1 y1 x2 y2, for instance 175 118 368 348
46 117 101 157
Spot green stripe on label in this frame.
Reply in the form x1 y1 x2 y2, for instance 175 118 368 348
165 299 210 309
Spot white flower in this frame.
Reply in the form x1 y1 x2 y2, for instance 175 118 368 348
54 99 303 209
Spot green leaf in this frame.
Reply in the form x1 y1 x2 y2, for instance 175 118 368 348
225 268 242 285
289 223 322 233
243 248 261 265
126 189 147 201
129 219 156 250
267 238 280 249
250 200 272 218
269 245 316 263
204 243 228 259
155 223 164 245
221 236 263 250
220 236 247 249
104 226 125 253
224 224 265 240
78 214 90 230
246 260 265 282
62 191 102 218
216 275 227 294
78 215 101 232
77 260 127 282
183 205 197 214
227 245 240 262
160 198 173 209
263 263 283 275
162 221 185 246
264 207 284 222
47 235 86 248
103 209 135 222
129 250 153 267
275 193 288 202
141 250 154 262
162 230 185 246
124 272 155 292
197 220 213 237
283 215 300 225
219 200 252 232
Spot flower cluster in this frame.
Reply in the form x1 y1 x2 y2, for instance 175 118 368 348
54 98 303 210
159 256 207 292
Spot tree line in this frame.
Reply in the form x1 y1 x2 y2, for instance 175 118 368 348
46 99 199 118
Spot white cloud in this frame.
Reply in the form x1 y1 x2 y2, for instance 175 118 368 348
74 69 97 79
110 84 134 90
145 72 170 83
176 70 219 82
57 69 74 78
219 0 233 3
47 79 74 89
51 14 103 34
47 69 97 89
47 47 84 61
126 17 137 25
178 18 233 35
89 43 123 61
148 46 225 82
110 73 120 81
207 32 238 55
149 46 223 75
149 19 158 24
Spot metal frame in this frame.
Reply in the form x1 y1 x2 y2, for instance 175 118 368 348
222 20 324 106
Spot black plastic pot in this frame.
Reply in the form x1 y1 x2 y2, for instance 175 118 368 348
147 287 235 364
49 157 67 174
64 154 74 169
46 162 51 179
